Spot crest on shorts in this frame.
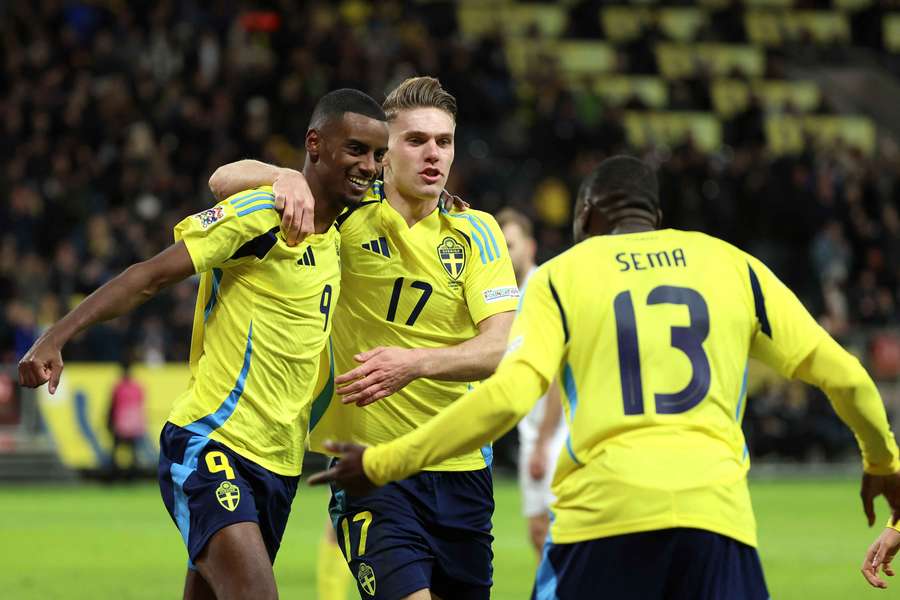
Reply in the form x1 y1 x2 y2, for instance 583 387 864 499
357 562 376 596
437 237 466 280
215 481 240 512
195 206 225 229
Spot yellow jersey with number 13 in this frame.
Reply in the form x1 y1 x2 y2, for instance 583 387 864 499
363 228 900 547
308 182 518 470
168 186 340 476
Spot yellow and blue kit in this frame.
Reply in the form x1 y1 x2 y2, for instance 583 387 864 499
362 228 899 597
159 186 340 563
310 182 517 599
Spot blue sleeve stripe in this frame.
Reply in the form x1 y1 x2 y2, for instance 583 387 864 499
441 208 490 264
229 190 274 207
237 203 276 217
470 213 501 259
464 216 495 261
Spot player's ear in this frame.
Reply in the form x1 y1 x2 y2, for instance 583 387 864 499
306 129 321 163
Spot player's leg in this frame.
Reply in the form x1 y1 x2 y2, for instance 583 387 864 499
182 569 216 600
329 475 434 600
428 468 495 600
531 531 673 599
158 423 296 600
318 518 353 600
192 522 277 600
664 528 769 600
527 513 550 557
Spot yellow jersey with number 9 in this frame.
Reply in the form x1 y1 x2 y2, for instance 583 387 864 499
308 182 518 470
168 186 340 476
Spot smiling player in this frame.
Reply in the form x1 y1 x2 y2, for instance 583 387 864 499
18 89 388 600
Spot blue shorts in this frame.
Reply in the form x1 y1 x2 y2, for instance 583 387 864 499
533 528 769 600
157 422 299 565
329 467 494 600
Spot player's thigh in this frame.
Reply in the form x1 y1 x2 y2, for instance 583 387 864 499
193 521 276 600
158 423 296 564
666 528 769 600
531 531 674 599
428 468 494 598
182 569 216 600
330 480 433 600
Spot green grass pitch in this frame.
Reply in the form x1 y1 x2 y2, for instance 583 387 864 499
0 477 891 598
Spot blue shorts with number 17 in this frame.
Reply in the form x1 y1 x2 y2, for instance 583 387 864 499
330 466 494 600
157 422 299 565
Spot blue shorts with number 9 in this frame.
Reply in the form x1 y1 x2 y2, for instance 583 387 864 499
157 422 299 565
330 466 494 600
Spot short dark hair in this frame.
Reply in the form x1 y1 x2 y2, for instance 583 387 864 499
496 207 533 239
383 76 457 122
577 155 659 216
308 89 387 130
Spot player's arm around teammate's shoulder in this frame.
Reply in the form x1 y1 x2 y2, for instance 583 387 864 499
18 241 196 393
210 159 315 246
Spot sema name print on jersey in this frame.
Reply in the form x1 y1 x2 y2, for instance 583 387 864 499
194 206 225 229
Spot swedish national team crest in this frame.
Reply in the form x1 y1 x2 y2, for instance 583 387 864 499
215 481 241 512
357 563 376 596
437 237 466 280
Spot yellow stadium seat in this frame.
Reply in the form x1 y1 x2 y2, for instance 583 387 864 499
658 8 709 43
766 115 875 156
457 2 568 40
657 44 765 79
885 15 900 53
601 7 654 43
746 10 850 46
592 76 669 109
624 111 723 153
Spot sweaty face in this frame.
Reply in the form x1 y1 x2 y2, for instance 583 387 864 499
384 107 455 203
501 222 536 281
316 113 389 207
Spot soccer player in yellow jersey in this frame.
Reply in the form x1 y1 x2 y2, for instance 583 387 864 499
212 77 517 600
18 89 389 600
312 155 900 599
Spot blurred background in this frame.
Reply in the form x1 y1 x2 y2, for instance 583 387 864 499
3 0 900 598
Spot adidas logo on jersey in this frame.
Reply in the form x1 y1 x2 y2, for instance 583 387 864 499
297 246 316 267
361 236 390 258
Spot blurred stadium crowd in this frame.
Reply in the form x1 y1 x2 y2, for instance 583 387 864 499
4 0 900 462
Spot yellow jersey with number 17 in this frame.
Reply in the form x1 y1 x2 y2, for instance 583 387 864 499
363 228 900 547
167 186 340 476
308 181 518 471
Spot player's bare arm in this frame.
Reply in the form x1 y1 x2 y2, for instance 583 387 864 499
335 310 515 406
863 527 900 588
210 159 315 245
18 242 196 393
529 380 563 481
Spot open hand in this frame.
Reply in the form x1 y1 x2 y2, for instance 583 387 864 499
862 527 900 588
307 441 376 496
273 170 315 246
335 347 421 406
